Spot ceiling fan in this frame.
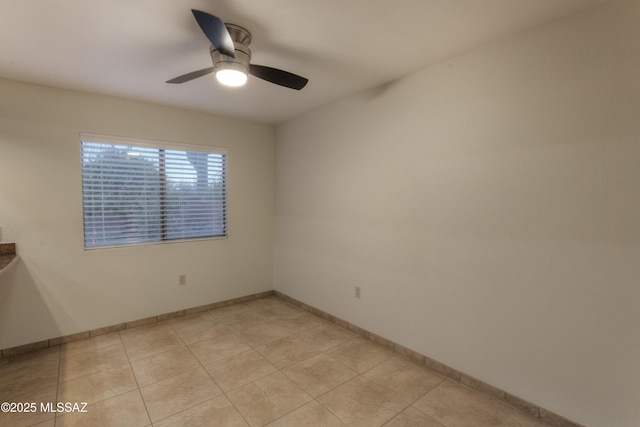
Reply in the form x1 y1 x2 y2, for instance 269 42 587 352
166 9 308 90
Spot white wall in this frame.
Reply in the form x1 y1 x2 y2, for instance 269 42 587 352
0 78 274 349
274 0 640 425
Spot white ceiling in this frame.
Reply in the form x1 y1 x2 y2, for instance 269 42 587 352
0 0 607 124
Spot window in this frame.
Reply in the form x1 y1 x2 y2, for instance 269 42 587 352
81 134 227 248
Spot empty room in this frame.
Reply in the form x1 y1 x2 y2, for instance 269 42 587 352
0 1 638 426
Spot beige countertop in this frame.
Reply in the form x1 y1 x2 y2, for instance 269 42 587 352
0 243 17 275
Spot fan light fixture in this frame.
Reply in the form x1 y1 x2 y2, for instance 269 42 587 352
165 10 308 90
216 69 247 87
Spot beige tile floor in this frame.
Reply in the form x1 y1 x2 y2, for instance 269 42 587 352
0 296 554 427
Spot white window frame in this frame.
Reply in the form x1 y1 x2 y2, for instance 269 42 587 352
80 133 228 249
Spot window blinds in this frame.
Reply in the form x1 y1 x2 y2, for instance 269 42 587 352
81 137 227 248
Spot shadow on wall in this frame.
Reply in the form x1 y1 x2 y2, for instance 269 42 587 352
0 257 65 350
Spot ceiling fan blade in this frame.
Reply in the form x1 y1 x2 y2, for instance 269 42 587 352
166 67 215 84
191 9 235 57
249 64 308 90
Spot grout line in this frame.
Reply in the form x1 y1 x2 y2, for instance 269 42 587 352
216 299 354 425
203 328 255 427
228 303 350 426
53 345 61 427
175 311 249 425
119 329 153 426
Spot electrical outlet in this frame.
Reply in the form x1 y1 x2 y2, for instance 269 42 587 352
355 286 361 298
179 274 187 286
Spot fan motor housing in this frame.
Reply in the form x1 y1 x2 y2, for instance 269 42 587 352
225 23 252 45
210 23 252 75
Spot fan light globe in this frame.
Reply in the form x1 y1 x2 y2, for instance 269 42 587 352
216 69 247 87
